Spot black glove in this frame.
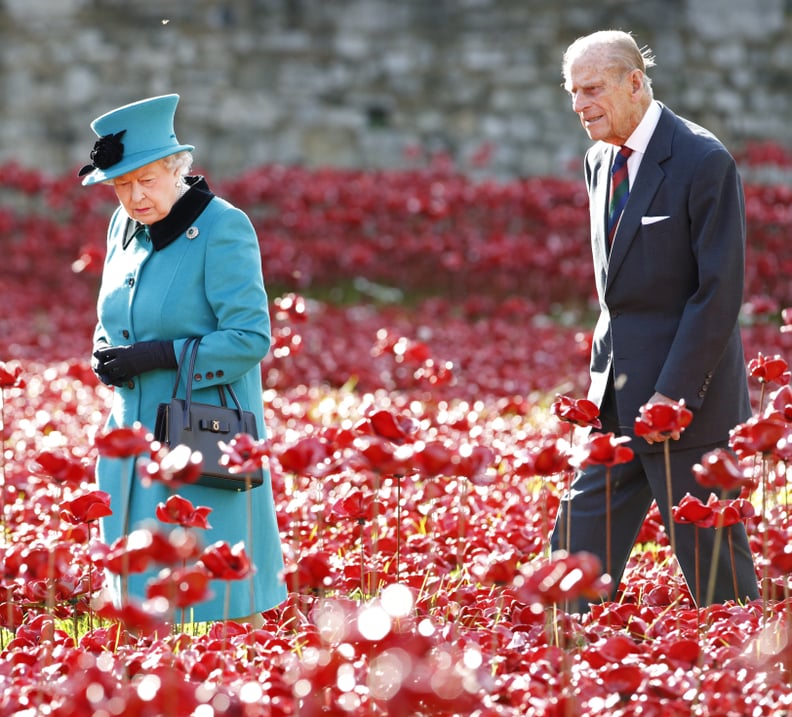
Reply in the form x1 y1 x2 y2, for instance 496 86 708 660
91 344 114 386
93 340 177 386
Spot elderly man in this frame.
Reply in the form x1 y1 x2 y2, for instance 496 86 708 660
550 30 759 611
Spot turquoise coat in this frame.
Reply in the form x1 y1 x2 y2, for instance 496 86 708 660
94 178 286 621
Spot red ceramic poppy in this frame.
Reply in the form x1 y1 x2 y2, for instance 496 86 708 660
94 423 153 458
198 540 254 581
455 443 496 484
365 408 418 443
529 438 572 476
579 432 634 468
101 528 201 574
138 443 203 488
92 597 170 636
218 432 269 475
765 384 792 422
31 448 92 486
634 399 693 438
411 439 455 477
277 435 333 476
282 551 333 592
729 415 786 458
748 352 790 385
155 494 212 530
782 307 792 333
706 494 754 528
515 550 612 606
146 565 213 609
330 488 384 523
672 493 714 528
356 435 414 476
692 447 756 493
60 489 113 524
0 361 25 388
552 393 602 429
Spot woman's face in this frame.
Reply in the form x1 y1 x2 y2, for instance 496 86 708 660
111 159 181 225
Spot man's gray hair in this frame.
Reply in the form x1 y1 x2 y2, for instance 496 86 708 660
563 30 655 93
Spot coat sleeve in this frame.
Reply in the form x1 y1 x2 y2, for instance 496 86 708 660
92 206 127 352
653 146 746 408
173 202 271 385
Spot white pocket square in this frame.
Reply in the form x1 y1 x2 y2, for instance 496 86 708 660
641 215 670 225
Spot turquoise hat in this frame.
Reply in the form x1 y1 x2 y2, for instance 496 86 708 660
79 94 194 186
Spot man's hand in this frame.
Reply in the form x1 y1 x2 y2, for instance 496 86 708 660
640 392 683 444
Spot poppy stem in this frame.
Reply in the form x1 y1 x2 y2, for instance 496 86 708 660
287 470 302 596
46 483 63 616
605 467 612 578
246 471 254 616
694 526 700 606
0 389 6 544
86 557 94 633
761 455 771 617
728 528 738 601
396 474 402 583
223 582 230 646
457 478 468 573
663 441 677 562
705 489 727 607
564 423 574 553
359 517 366 599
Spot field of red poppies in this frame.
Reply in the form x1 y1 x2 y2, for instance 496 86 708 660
1 149 792 715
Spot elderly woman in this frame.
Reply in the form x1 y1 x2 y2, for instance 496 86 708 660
81 94 286 625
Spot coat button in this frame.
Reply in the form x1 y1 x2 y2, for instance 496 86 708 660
206 372 215 379
193 373 202 382
126 380 135 389
127 277 135 287
217 370 224 378
122 330 130 339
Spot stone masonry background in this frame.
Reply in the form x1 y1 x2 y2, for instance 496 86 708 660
1 0 790 181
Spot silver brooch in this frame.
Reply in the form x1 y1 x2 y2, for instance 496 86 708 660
186 226 199 239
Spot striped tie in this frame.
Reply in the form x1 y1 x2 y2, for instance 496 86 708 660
607 146 633 245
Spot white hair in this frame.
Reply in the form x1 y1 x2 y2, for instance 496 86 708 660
563 30 655 94
163 150 194 178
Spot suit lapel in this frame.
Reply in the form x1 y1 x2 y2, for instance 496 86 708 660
605 107 675 291
587 144 612 298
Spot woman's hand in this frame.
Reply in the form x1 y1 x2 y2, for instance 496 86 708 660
93 340 176 386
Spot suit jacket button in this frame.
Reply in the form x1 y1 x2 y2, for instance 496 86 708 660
193 373 203 382
206 372 215 380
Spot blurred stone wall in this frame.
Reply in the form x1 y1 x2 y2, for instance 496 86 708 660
1 0 790 180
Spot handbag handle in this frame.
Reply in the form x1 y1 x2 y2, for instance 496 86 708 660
171 337 245 430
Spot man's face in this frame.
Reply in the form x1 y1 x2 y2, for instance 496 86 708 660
565 48 642 146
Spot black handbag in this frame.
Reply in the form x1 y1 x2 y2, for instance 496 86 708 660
154 337 263 491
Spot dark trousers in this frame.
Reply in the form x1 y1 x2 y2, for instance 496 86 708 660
550 389 759 612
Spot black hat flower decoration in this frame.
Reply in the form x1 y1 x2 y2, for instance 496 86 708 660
78 130 126 177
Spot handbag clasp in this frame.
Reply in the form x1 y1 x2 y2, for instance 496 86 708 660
211 419 221 432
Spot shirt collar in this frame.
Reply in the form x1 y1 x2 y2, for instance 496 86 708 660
622 100 662 156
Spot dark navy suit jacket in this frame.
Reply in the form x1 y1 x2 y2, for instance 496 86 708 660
584 105 751 453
